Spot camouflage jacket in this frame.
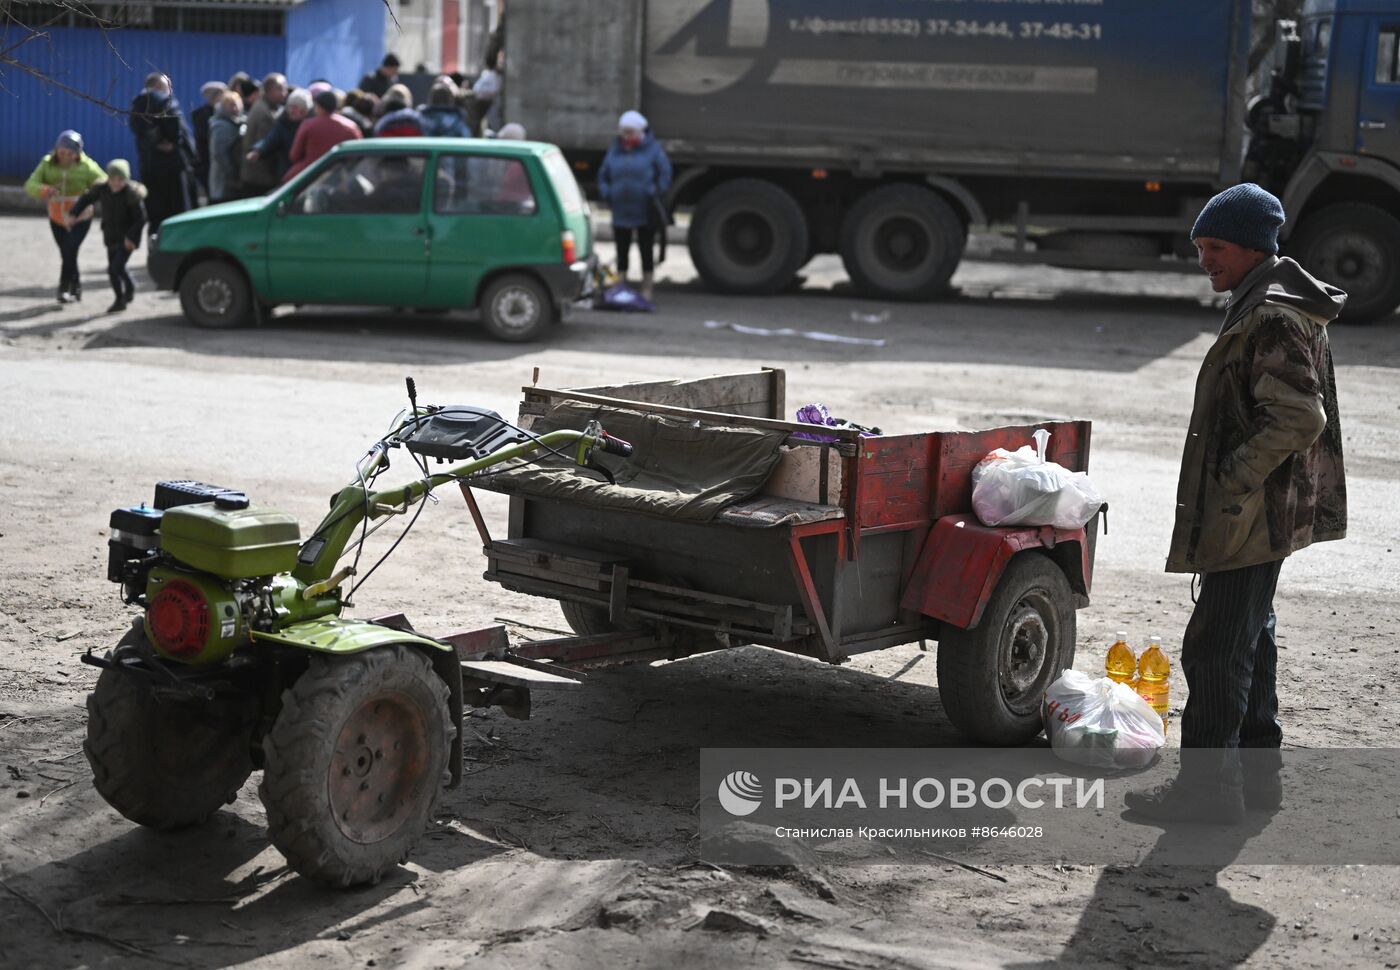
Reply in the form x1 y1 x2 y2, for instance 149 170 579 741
1166 256 1347 574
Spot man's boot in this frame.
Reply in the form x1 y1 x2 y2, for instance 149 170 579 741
1124 777 1245 824
1242 749 1284 811
641 272 654 300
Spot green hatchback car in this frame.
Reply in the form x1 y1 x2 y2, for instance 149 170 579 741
149 138 593 342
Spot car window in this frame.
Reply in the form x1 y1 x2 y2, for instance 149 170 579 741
292 154 427 215
541 149 586 216
434 155 537 216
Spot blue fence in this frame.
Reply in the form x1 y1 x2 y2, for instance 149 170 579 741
1 27 286 178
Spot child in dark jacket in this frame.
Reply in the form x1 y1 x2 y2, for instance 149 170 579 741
67 159 147 312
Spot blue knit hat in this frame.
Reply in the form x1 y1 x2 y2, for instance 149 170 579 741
1190 183 1285 254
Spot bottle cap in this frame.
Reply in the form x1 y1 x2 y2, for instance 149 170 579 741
1115 630 1128 639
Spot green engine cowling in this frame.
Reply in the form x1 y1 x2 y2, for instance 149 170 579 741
145 499 302 665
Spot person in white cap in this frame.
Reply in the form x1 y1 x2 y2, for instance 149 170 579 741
597 109 672 300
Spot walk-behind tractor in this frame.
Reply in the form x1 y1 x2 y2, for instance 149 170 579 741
85 370 1099 887
87 380 633 887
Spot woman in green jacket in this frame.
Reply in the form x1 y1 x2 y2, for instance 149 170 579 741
25 130 105 303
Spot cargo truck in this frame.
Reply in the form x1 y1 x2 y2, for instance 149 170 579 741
506 0 1400 321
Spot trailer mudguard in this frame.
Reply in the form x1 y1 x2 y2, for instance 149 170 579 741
900 514 1094 631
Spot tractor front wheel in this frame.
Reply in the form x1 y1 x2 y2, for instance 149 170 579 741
259 645 451 888
85 623 255 829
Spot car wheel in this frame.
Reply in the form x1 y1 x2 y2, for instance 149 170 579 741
481 273 554 342
689 179 809 295
935 554 1076 745
179 260 254 329
840 184 965 301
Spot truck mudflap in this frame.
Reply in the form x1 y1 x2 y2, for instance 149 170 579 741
901 512 1099 631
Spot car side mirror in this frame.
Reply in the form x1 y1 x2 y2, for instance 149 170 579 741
276 199 289 217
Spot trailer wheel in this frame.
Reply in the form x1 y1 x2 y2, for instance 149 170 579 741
935 554 1076 745
560 600 616 636
260 646 451 887
689 179 809 295
85 623 254 829
1290 203 1400 323
179 260 254 328
840 184 965 301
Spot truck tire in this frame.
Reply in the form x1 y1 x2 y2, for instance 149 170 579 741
689 179 809 295
260 646 451 887
1289 203 1400 323
179 260 254 328
840 184 965 301
480 273 554 342
85 623 254 829
934 554 1076 745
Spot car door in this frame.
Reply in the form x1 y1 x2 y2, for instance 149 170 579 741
424 151 547 307
265 151 430 306
1361 21 1400 162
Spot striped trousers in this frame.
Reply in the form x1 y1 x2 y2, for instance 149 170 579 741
1179 558 1285 750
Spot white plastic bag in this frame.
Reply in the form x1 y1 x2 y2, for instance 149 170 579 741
1043 669 1165 769
971 429 1104 530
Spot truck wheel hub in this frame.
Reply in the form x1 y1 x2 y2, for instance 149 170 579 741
329 691 429 844
876 217 930 269
1315 231 1380 290
722 214 774 265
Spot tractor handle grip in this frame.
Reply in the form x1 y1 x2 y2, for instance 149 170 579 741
598 432 633 458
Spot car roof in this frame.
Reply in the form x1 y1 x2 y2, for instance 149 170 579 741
334 137 557 157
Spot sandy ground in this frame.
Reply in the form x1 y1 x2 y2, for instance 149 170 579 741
1 211 1399 969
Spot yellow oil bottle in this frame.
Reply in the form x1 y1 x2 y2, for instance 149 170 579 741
1135 636 1171 724
1105 631 1136 685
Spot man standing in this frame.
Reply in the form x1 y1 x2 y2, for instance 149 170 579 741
1126 184 1348 822
191 80 227 198
359 53 400 98
241 73 287 194
284 90 361 182
130 73 195 235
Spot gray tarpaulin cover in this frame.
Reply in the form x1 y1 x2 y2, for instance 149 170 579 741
475 401 788 522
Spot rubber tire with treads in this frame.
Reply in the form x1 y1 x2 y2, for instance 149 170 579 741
935 554 1076 745
480 273 554 342
1288 202 1400 323
85 622 255 829
840 184 965 301
259 645 451 887
688 179 809 295
179 260 254 328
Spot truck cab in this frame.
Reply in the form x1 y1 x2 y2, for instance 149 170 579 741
1248 0 1400 320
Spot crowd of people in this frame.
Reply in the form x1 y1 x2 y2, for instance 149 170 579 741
25 39 677 310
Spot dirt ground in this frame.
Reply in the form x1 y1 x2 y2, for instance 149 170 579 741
2 210 1399 969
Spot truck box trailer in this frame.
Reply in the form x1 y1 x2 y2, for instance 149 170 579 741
507 0 1400 320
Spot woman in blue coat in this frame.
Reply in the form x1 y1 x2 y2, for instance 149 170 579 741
597 110 671 299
